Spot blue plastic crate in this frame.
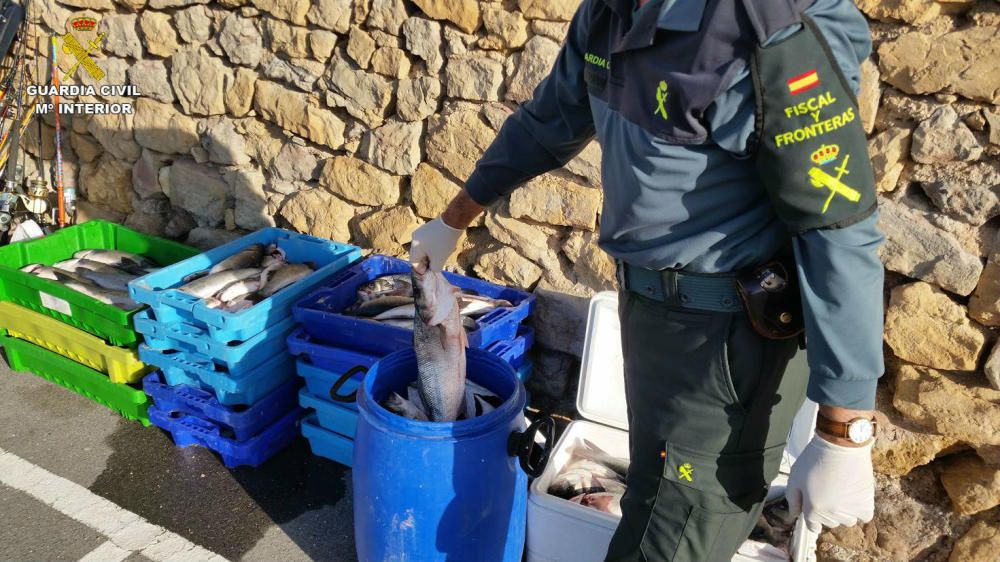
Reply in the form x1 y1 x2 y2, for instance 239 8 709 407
129 229 361 343
139 345 296 406
143 371 300 441
298 388 358 438
484 326 535 369
292 255 534 356
149 405 301 468
287 327 381 374
301 413 354 467
287 323 530 380
135 310 298 372
296 359 364 404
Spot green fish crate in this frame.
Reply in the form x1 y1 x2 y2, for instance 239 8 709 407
0 220 199 347
0 335 151 426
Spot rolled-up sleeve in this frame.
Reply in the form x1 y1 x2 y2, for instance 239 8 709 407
464 0 597 206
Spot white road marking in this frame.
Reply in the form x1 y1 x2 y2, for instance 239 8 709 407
79 540 131 562
0 447 229 562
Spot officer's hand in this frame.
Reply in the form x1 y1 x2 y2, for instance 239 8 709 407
410 217 463 271
785 435 875 533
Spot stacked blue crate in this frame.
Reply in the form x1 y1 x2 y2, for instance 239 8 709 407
128 229 361 467
289 255 537 467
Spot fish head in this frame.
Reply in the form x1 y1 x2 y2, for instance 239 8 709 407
412 258 458 326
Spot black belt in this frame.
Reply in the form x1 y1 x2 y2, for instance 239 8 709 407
616 261 743 313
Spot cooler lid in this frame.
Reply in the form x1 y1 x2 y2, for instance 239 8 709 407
576 291 629 431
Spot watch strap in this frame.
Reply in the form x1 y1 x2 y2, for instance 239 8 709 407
816 414 877 441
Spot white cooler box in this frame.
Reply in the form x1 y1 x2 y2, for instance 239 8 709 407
526 292 817 562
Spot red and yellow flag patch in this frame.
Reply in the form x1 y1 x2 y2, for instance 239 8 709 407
787 69 820 95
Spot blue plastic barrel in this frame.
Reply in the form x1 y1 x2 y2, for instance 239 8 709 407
353 348 532 562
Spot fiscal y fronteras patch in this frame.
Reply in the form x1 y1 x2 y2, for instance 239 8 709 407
750 15 877 233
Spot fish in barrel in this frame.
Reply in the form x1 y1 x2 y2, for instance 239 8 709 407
411 257 468 422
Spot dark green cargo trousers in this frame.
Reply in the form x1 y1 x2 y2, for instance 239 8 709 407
605 289 807 562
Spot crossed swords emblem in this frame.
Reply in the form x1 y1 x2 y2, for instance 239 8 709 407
808 153 861 214
60 31 106 81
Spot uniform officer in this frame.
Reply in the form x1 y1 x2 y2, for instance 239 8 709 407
411 0 884 559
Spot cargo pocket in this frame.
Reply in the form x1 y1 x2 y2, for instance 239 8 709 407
639 441 785 562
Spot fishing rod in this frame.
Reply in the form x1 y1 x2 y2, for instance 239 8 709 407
51 35 65 226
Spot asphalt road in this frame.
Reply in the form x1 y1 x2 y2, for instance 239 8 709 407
0 355 360 562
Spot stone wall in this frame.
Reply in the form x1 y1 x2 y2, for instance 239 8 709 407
26 0 1000 558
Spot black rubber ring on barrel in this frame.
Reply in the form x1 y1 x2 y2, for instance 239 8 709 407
330 365 367 403
508 416 555 478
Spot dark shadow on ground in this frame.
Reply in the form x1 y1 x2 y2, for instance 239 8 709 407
88 420 357 561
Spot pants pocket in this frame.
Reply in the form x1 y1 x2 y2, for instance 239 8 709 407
637 441 785 562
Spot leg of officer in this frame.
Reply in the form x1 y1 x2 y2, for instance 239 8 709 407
605 285 806 562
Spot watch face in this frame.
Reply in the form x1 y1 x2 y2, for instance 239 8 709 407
848 419 874 444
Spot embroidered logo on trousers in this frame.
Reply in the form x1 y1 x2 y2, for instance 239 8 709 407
678 462 694 482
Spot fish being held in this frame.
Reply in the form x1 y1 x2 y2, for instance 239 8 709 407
179 268 262 299
209 244 264 274
412 258 467 422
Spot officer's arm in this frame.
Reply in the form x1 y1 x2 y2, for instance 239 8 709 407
462 0 597 208
794 0 883 414
793 216 885 412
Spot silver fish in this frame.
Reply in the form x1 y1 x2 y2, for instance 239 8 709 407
358 274 413 302
56 259 140 292
412 258 467 422
349 295 415 318
209 244 265 275
20 263 42 273
382 392 429 421
572 439 630 480
74 249 156 273
455 294 513 318
31 267 139 310
548 459 622 499
216 279 261 303
378 318 415 330
223 298 257 313
55 258 104 272
259 263 313 297
374 304 417 321
463 379 502 420
570 492 623 517
73 268 138 292
179 268 262 299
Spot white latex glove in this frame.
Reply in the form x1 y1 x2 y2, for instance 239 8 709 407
786 435 875 533
410 217 463 271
